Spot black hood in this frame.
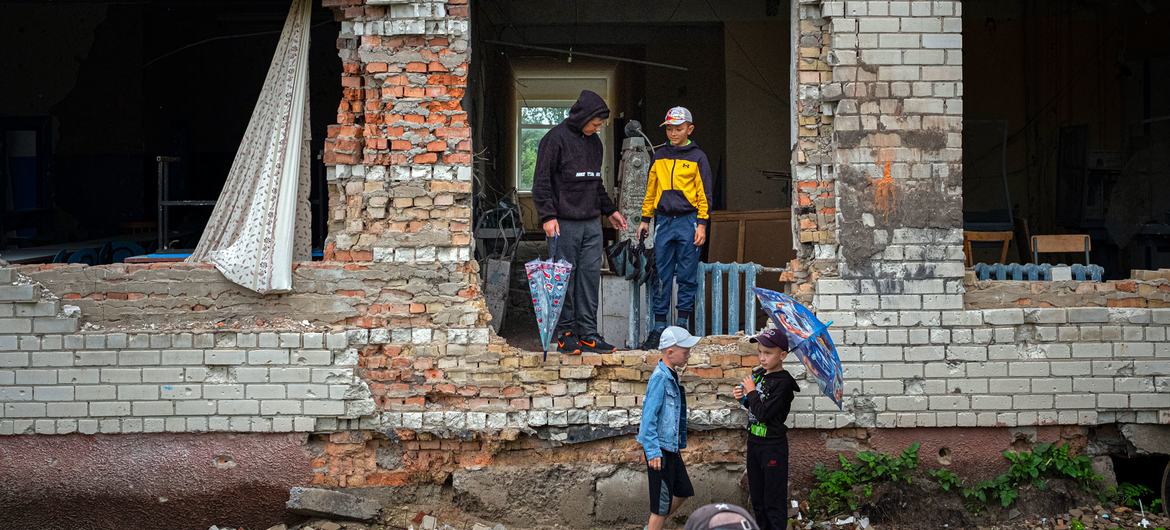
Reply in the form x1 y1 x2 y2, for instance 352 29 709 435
564 90 610 132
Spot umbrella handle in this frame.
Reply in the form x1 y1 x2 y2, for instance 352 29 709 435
548 236 559 261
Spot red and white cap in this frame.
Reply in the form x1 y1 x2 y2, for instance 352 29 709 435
660 106 693 126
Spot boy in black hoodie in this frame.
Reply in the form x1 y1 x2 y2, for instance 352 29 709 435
532 90 628 354
733 328 799 530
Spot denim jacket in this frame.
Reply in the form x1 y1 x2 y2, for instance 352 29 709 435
636 360 688 460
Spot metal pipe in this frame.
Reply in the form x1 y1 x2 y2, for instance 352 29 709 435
485 40 689 71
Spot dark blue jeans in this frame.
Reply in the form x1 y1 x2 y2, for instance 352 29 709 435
653 212 699 322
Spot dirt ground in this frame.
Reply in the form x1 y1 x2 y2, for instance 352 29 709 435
242 484 1170 530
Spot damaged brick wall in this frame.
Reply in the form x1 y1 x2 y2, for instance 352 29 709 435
799 0 1170 429
966 276 1170 310
3 2 1170 525
789 0 839 298
0 268 376 435
13 261 482 331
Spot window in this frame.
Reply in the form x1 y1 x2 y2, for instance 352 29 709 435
516 104 571 192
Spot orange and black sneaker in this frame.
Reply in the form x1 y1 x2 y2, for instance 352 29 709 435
557 330 582 355
578 334 616 353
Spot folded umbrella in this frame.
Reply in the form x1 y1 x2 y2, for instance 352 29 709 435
526 237 573 361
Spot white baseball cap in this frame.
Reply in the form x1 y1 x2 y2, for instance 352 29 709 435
658 326 701 349
660 106 693 126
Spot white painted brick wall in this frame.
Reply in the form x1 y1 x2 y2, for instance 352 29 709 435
0 325 372 435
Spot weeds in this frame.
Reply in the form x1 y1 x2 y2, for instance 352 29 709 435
808 443 920 518
808 442 1102 518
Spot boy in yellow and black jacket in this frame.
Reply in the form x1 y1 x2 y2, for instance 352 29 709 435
636 106 713 350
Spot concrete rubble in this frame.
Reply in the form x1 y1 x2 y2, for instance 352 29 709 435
287 487 383 522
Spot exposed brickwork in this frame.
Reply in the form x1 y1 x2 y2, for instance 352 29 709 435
966 277 1170 310
14 261 485 332
790 1 840 298
2 5 1170 521
324 0 473 264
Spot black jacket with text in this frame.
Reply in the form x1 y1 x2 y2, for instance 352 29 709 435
531 90 618 223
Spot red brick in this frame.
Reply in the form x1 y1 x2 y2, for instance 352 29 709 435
1107 297 1146 308
436 127 470 138
385 75 410 86
405 62 428 73
689 367 724 378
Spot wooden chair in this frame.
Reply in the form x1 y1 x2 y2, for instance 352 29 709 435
963 231 1014 267
1031 234 1091 265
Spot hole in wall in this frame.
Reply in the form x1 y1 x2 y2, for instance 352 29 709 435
213 454 237 469
1111 454 1170 514
937 446 952 466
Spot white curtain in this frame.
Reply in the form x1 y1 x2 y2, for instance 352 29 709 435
188 0 312 294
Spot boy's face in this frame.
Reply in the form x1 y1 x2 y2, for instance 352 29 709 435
664 122 694 146
582 117 605 136
757 343 788 372
664 345 691 370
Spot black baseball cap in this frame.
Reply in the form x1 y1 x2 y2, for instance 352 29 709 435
749 328 789 350
684 503 761 530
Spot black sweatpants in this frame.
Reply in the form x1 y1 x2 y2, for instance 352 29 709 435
747 439 789 530
551 218 602 336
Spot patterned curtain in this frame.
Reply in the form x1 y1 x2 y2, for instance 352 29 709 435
188 0 312 294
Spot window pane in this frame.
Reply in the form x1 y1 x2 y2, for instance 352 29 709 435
520 106 569 126
518 128 605 192
518 128 547 191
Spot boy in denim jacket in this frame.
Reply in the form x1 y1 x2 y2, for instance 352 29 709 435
637 326 701 530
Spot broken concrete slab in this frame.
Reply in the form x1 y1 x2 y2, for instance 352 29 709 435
1120 424 1170 455
594 467 647 525
286 487 381 522
595 465 747 525
451 465 595 528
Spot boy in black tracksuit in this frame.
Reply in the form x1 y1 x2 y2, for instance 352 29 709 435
532 90 629 354
734 328 799 530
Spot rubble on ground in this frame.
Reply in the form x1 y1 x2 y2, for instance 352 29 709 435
286 487 382 522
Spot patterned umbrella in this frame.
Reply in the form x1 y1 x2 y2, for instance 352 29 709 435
526 238 573 360
753 287 845 409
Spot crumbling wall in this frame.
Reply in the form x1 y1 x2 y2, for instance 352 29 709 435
14 261 483 331
800 0 1170 430
0 268 375 435
3 2 1170 525
966 277 1170 310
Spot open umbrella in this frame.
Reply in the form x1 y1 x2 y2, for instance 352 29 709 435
753 287 845 409
526 237 573 360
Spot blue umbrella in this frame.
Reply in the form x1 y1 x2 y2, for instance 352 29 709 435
753 287 845 409
525 238 573 360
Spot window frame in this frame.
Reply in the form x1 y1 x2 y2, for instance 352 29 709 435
514 99 575 195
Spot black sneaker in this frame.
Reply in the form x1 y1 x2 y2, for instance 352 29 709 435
578 333 617 353
557 331 581 355
640 326 666 351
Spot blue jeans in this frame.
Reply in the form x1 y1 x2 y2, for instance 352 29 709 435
653 213 699 322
